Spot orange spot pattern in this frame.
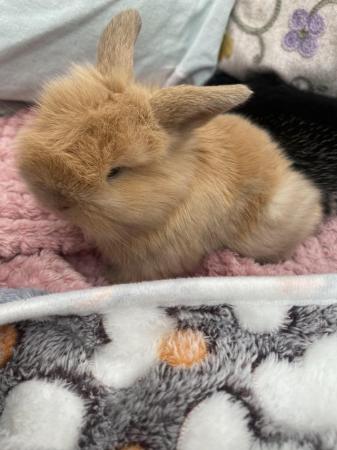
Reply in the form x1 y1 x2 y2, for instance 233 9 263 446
0 325 17 368
158 329 208 368
120 446 145 450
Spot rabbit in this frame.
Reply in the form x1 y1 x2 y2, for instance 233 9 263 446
16 9 322 284
206 70 337 215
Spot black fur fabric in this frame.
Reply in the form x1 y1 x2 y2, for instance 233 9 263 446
206 71 337 214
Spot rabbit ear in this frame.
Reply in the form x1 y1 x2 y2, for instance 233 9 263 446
150 85 252 131
96 9 142 78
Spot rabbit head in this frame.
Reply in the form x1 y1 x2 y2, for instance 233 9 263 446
16 9 251 241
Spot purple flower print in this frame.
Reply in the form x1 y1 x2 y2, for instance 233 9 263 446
282 9 325 58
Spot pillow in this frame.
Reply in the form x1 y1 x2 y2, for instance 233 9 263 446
219 0 337 96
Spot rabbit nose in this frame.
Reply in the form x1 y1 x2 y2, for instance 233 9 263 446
59 204 71 211
53 193 72 211
55 197 71 211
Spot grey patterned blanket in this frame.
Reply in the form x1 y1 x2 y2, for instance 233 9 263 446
0 275 337 450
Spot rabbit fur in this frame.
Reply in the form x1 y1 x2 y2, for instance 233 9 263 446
16 10 322 283
206 70 337 215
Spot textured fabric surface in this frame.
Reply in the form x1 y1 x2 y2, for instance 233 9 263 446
219 0 337 97
1 275 337 449
0 0 234 102
0 111 106 292
2 110 337 292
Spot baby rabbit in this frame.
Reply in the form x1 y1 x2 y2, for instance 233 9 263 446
16 10 322 284
206 70 337 214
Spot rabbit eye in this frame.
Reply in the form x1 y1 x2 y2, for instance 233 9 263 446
107 167 122 180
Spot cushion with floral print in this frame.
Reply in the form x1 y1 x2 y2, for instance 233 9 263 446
219 0 337 97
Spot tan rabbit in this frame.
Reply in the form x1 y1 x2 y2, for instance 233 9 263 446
16 10 322 284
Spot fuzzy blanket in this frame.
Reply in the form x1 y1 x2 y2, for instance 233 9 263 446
1 275 337 449
2 110 337 292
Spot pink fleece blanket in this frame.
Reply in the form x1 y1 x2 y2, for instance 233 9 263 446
1 110 337 292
